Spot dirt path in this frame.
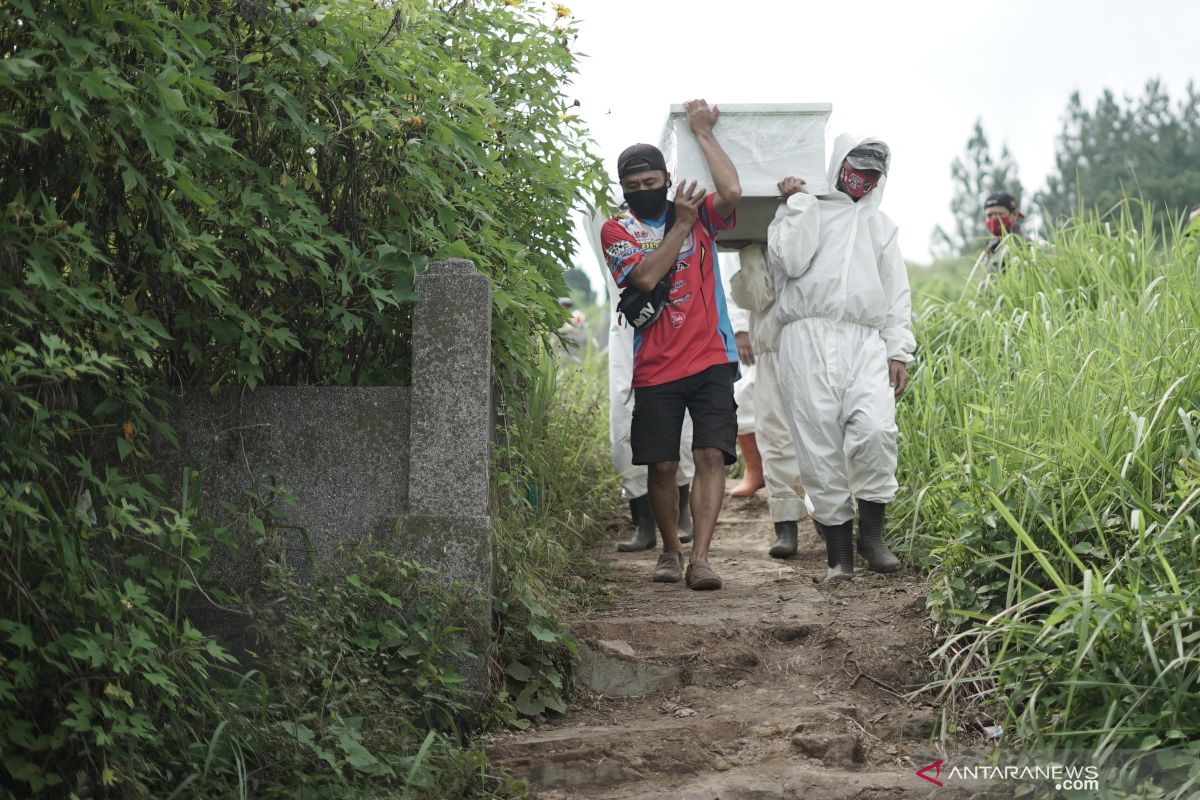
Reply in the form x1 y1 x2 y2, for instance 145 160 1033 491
489 482 989 799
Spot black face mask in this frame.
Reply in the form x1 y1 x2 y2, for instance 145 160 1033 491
624 186 669 219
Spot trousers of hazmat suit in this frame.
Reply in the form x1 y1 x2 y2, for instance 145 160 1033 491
730 244 807 522
768 134 915 526
589 209 694 497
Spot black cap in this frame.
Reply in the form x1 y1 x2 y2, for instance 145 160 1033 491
984 191 1018 211
617 143 667 178
845 142 890 175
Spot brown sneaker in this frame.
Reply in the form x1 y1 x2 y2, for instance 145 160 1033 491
685 561 723 591
652 551 684 583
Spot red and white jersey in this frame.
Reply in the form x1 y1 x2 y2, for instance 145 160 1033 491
601 194 738 388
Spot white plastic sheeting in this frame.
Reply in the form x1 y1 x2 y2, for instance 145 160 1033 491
659 103 831 242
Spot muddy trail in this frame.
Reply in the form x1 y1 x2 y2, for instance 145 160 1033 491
489 482 1005 799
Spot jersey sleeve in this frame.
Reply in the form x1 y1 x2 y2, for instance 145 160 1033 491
600 218 643 288
697 192 736 236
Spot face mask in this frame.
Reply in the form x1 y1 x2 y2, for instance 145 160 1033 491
985 215 1015 237
624 186 669 219
839 165 879 200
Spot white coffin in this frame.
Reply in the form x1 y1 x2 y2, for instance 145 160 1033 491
659 103 831 242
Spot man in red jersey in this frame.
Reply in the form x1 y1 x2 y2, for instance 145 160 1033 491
600 99 742 590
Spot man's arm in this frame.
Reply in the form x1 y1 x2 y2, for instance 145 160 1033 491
686 99 741 220
624 181 708 292
767 177 821 279
729 243 774 312
877 232 915 363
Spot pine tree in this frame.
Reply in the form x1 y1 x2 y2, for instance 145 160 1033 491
1037 80 1200 233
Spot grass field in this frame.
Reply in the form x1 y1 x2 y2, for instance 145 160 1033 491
896 207 1200 794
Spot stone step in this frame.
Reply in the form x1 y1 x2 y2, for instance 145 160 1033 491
571 618 828 698
502 479 944 799
578 761 981 800
489 702 945 796
489 715 752 791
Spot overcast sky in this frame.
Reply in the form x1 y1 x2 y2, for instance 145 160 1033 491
561 0 1198 287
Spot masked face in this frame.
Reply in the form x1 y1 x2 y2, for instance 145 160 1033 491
621 169 670 219
623 185 669 219
839 164 881 201
985 207 1017 237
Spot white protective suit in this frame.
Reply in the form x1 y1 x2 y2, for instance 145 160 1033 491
729 244 808 523
587 209 694 498
768 134 915 526
719 251 755 435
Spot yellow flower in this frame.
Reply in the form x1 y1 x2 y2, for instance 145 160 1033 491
408 115 423 128
553 3 570 18
122 421 135 440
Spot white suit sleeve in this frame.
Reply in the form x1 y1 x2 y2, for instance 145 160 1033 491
729 243 774 312
878 232 916 363
767 193 821 279
720 254 750 334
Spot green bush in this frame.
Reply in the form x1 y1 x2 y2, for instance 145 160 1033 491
0 0 605 796
241 551 519 799
898 204 1200 792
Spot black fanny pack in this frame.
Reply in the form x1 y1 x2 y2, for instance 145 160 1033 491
617 203 677 331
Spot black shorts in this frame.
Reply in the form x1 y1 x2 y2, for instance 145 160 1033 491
631 362 738 466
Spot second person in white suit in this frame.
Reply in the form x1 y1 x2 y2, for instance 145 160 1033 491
768 135 915 582
729 243 810 558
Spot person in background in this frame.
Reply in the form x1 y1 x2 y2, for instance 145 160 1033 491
600 98 742 591
724 263 764 498
977 190 1028 275
768 136 913 582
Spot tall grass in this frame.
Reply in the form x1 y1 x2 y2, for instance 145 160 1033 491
896 204 1200 792
487 339 621 726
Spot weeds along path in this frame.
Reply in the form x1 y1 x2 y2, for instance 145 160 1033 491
489 481 983 799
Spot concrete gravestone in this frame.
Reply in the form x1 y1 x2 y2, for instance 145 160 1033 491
160 258 494 699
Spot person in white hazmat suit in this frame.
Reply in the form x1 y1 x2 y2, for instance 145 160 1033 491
729 243 811 558
587 209 697 552
768 135 914 582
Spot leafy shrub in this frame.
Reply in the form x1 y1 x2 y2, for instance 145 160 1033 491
237 551 519 799
1 0 605 796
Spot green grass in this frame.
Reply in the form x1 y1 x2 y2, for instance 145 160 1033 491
896 204 1200 795
487 339 622 732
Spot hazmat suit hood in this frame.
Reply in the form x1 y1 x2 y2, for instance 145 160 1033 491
768 132 914 365
821 133 889 211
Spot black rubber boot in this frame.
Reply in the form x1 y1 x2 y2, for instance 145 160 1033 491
816 520 855 582
769 520 798 559
617 494 657 552
857 500 901 573
677 484 694 545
